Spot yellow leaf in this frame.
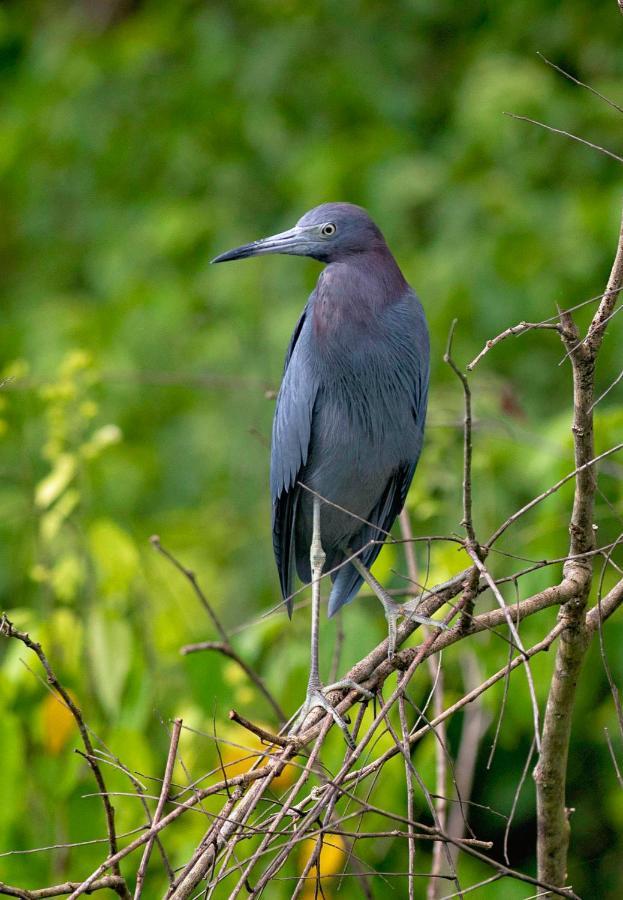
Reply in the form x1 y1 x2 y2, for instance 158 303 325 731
220 723 296 790
299 834 347 897
40 691 77 755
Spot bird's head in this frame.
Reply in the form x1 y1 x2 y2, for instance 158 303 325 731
211 202 386 265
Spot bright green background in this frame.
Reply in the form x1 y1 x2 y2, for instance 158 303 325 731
1 1 623 897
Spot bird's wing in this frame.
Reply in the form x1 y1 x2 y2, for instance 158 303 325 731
328 313 430 616
271 302 317 615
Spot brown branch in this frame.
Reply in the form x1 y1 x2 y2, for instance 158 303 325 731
62 587 570 899
504 112 623 164
134 718 182 900
534 207 623 893
398 673 417 900
151 536 286 723
0 878 127 900
467 321 562 370
54 557 621 899
0 616 129 900
585 207 623 356
586 576 623 631
227 709 290 748
486 442 623 548
425 662 447 900
444 319 476 545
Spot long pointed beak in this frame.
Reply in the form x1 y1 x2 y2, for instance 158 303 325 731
211 225 308 264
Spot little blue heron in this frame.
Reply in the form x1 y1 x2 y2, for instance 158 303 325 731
213 203 444 746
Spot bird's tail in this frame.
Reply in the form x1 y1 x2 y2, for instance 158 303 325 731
327 539 384 617
327 562 364 616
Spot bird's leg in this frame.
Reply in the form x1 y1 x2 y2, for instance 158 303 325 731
348 553 448 659
308 494 324 689
289 498 372 750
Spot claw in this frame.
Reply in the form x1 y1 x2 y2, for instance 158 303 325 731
348 550 448 660
325 678 374 700
383 598 448 659
289 685 354 749
288 679 372 750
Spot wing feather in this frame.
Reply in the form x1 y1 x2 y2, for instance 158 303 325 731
271 301 317 615
327 461 415 616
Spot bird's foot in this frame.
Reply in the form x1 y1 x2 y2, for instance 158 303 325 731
381 594 449 659
288 679 373 750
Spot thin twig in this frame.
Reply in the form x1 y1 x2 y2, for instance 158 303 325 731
0 616 129 900
536 51 623 115
151 536 286 723
134 718 183 900
486 442 623 547
504 112 623 164
0 878 128 900
227 709 291 748
467 321 561 371
465 550 542 753
398 673 416 900
444 320 476 545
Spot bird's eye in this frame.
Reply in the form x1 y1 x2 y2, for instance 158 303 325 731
321 223 337 237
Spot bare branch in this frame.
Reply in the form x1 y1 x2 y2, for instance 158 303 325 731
536 51 623 115
467 321 561 371
444 319 476 545
533 202 623 892
504 112 623 164
151 536 286 723
227 709 291 748
0 878 128 900
585 208 623 356
0 616 129 900
134 718 182 900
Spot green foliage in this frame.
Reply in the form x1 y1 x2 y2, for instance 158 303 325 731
0 1 622 897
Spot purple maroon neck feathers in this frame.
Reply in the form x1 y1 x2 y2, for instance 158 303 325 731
312 245 408 337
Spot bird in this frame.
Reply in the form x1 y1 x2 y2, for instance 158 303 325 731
212 202 444 747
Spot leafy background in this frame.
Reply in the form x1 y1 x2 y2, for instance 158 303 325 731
1 0 623 896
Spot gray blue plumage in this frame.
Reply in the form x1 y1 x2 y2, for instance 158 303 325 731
213 202 430 619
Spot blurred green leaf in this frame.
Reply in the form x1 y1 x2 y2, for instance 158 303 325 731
34 453 75 509
87 609 132 716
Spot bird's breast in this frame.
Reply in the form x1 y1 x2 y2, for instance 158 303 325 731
309 293 427 456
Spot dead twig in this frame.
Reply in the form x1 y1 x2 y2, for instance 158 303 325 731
0 878 128 900
467 321 562 371
227 709 291 748
0 616 130 900
134 718 183 900
151 536 286 723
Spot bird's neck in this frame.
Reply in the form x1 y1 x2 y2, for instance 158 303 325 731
312 248 408 339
